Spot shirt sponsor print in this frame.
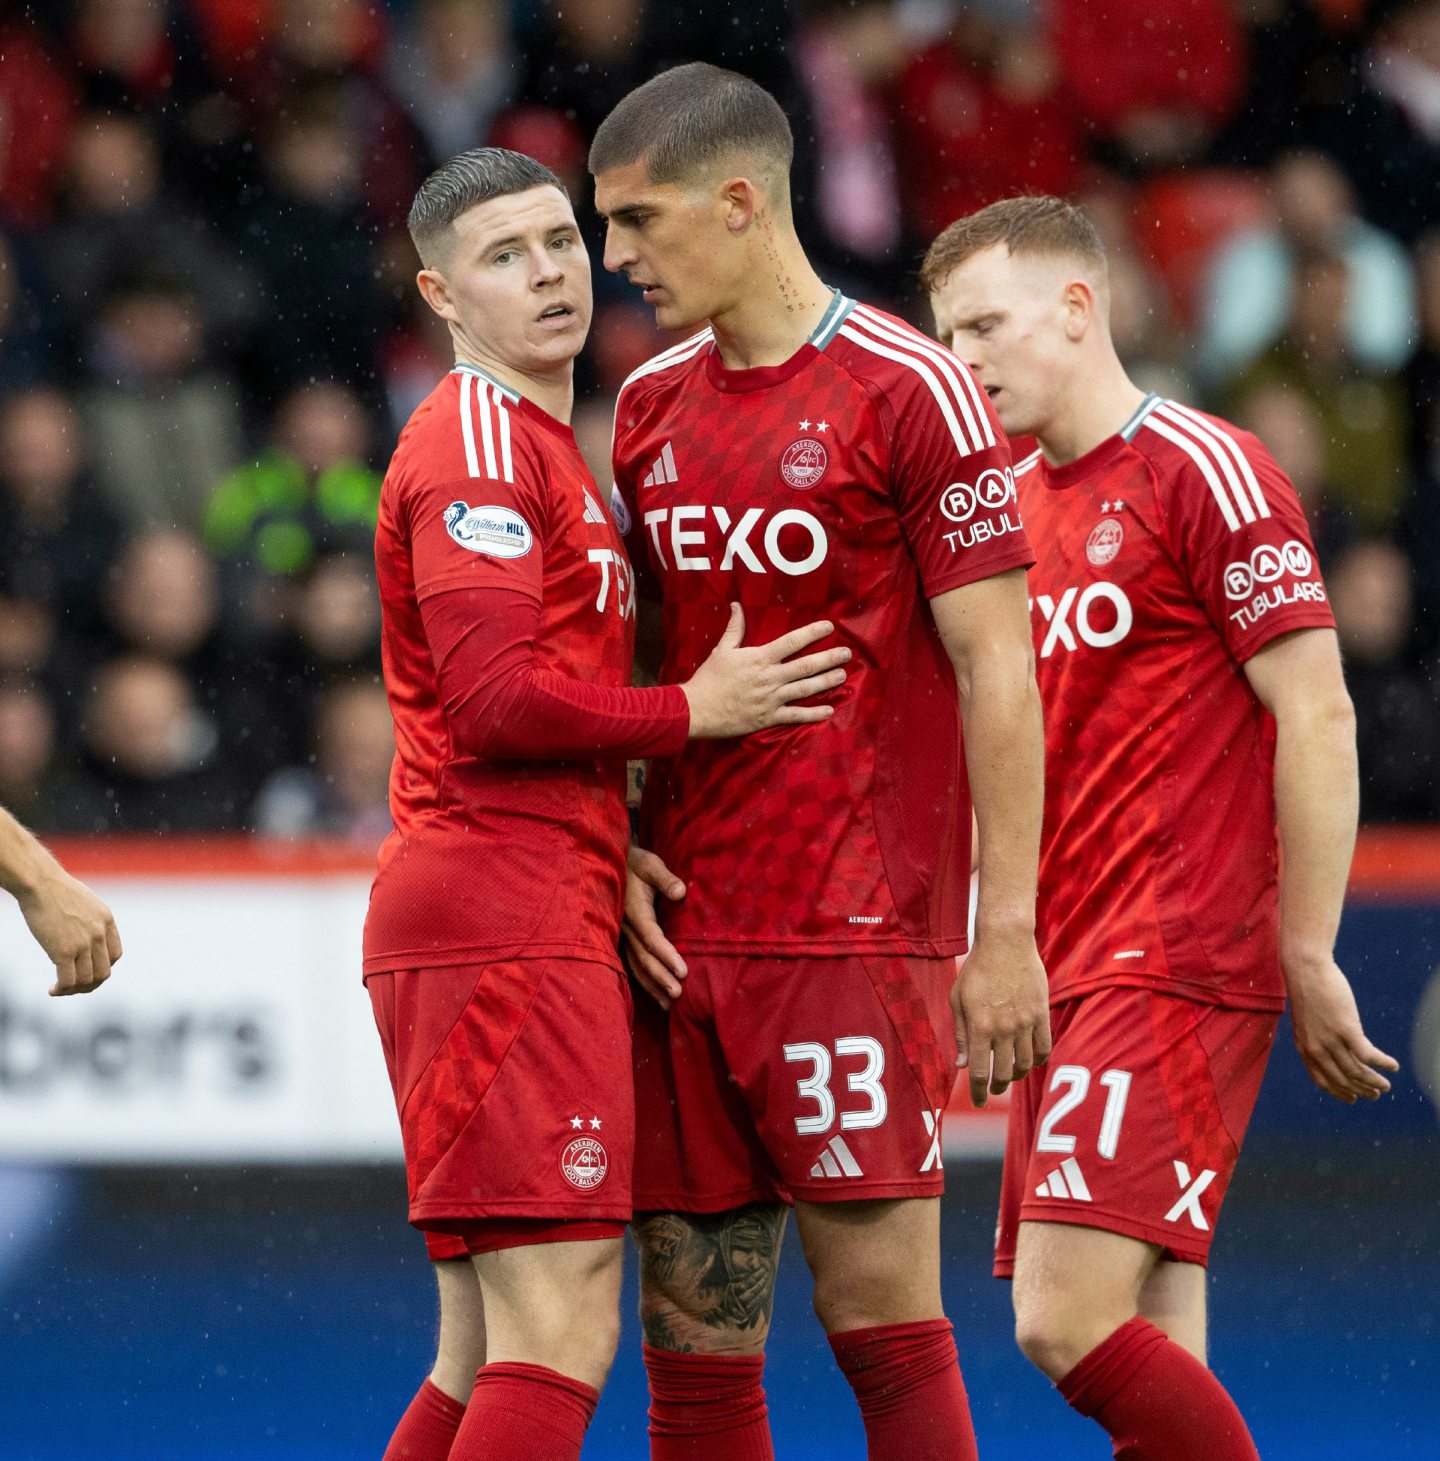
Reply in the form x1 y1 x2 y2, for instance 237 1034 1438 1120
938 467 1023 553
1223 539 1327 631
443 501 534 558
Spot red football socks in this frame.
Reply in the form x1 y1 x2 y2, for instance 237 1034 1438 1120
382 1377 465 1460
828 1319 978 1461
1058 1315 1260 1460
643 1344 774 1460
447 1361 599 1461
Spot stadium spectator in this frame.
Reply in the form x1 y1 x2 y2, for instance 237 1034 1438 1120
93 528 275 789
49 655 244 833
1404 230 1440 638
1201 149 1417 385
65 0 203 113
388 0 517 165
895 6 1083 242
0 11 77 228
1236 383 1350 563
1208 0 1359 168
1330 540 1440 822
78 273 245 531
379 290 456 431
0 230 61 391
0 389 119 650
238 0 424 227
793 0 905 295
231 89 388 402
0 675 59 827
252 678 394 844
250 551 383 776
1315 0 1440 244
205 382 380 604
1049 0 1245 173
1229 248 1409 535
46 109 257 359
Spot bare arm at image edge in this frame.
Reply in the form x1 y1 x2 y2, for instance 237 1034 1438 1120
0 807 122 996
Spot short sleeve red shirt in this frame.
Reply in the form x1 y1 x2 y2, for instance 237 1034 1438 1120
364 366 639 975
1019 394 1336 1012
612 295 1033 956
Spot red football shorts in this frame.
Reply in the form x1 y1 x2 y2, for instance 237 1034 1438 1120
367 959 634 1261
995 985 1278 1275
631 953 959 1211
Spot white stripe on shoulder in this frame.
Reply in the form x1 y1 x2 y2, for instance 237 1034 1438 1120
490 384 514 483
1014 448 1043 477
850 304 995 450
838 322 978 459
1160 399 1268 519
1142 412 1243 531
474 377 499 477
618 328 713 397
458 370 481 477
1151 402 1257 525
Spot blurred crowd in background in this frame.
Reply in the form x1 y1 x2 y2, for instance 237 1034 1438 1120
0 0 1436 840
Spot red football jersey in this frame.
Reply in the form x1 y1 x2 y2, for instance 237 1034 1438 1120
364 366 640 975
1020 393 1336 1012
613 294 1032 956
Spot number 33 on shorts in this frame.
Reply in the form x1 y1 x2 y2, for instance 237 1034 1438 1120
780 1035 947 1194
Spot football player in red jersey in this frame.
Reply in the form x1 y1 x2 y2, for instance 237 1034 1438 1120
366 147 851 1461
591 66 1050 1461
924 196 1399 1461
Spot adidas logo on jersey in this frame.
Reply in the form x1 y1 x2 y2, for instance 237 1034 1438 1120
810 1134 864 1180
582 489 607 525
642 442 679 489
1035 1156 1092 1202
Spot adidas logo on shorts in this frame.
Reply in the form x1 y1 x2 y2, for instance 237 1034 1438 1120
809 1134 863 1179
1035 1156 1092 1202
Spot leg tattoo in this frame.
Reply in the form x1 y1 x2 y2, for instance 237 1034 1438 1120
634 1204 787 1353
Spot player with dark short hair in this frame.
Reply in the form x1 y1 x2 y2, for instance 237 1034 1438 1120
593 65 1051 1461
367 145 850 1461
924 194 1398 1461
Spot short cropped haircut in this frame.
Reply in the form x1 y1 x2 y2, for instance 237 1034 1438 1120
589 63 793 189
920 195 1107 295
407 148 567 266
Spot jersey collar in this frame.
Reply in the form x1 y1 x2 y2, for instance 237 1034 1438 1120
1119 392 1162 440
451 362 523 406
705 289 854 394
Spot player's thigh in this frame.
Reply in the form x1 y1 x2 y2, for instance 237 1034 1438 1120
474 1235 624 1387
631 1203 788 1356
718 954 958 1207
1013 987 1277 1270
372 960 635 1234
1138 1257 1208 1362
431 1258 486 1397
794 1194 942 1332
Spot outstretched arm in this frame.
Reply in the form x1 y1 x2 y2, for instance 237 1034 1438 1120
1244 628 1398 1102
0 808 122 996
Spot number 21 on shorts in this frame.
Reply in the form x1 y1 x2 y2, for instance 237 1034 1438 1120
1037 1064 1132 1159
783 1038 888 1134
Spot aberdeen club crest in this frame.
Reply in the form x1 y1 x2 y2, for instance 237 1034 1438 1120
1086 517 1123 567
560 1135 609 1191
780 437 828 490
